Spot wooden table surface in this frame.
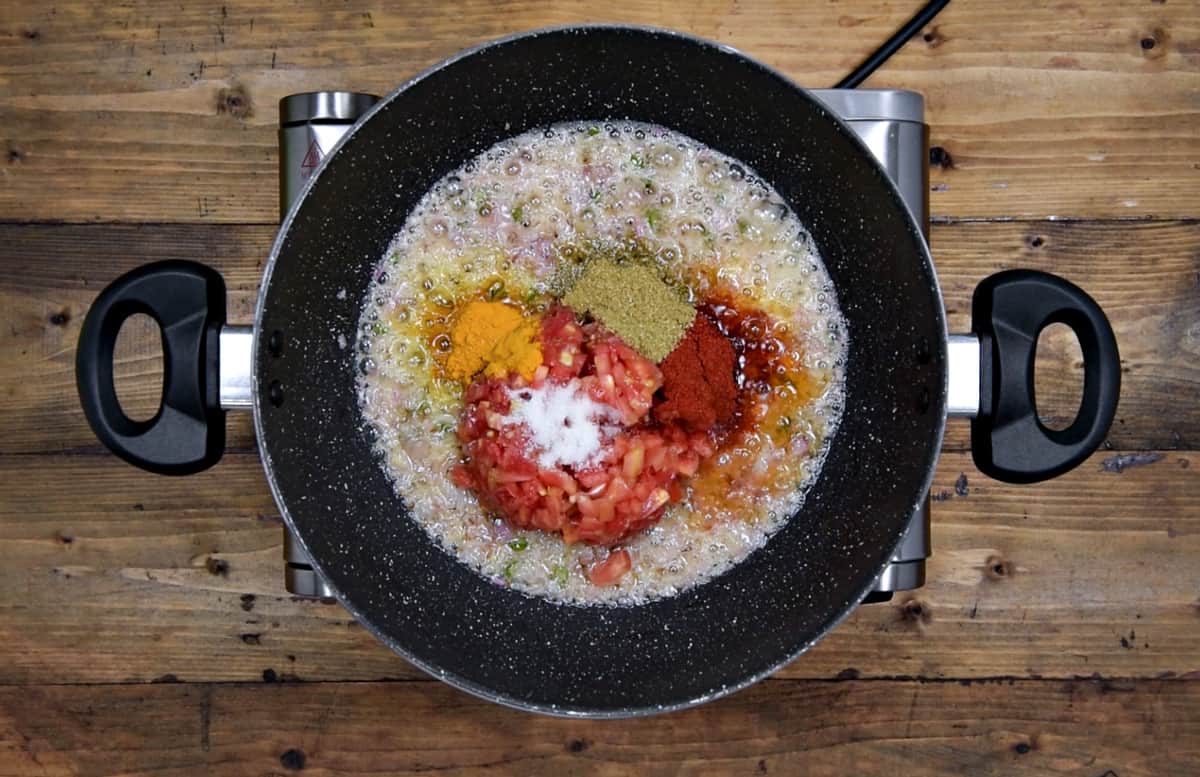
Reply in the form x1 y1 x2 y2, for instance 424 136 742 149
2 1 1198 774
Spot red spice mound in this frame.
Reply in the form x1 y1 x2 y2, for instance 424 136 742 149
654 313 738 432
451 306 713 548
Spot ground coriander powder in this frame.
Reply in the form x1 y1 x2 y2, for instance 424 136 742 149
561 258 696 362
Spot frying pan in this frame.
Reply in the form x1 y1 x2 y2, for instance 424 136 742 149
75 26 1120 716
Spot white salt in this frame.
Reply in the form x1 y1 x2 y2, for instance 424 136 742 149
506 381 619 469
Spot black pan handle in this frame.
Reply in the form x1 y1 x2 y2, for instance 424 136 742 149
76 261 227 475
970 270 1120 483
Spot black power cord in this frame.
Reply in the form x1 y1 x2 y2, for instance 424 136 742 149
834 0 951 89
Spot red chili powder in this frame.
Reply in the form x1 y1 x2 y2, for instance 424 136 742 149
654 313 738 432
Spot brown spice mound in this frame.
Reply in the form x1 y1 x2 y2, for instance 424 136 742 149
654 313 738 432
561 258 695 362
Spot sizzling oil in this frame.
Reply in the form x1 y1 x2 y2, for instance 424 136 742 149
358 122 847 605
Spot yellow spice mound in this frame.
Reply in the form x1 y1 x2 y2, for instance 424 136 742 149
445 300 542 381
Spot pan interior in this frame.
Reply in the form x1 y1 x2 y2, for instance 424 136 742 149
255 26 946 715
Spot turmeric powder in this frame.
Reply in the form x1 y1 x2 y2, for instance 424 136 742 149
444 300 542 382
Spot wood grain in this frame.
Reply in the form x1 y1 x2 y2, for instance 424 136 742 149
1 0 1197 223
0 223 264 454
0 450 1195 685
2 678 1197 777
2 220 1194 455
935 218 1200 452
1 0 1198 770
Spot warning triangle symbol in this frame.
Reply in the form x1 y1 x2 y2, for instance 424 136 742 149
300 138 322 178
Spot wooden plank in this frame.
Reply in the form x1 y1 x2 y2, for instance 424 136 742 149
1 679 1196 777
0 0 1197 223
1 220 1194 455
0 450 1195 685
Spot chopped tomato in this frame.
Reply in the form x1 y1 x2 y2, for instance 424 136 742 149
455 306 716 546
579 329 662 425
539 305 585 383
587 549 632 586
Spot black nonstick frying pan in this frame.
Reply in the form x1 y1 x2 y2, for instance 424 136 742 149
76 26 1120 716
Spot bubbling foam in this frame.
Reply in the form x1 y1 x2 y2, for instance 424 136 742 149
358 121 846 605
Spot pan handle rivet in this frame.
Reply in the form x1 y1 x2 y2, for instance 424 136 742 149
915 336 931 365
268 380 284 407
268 330 285 357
